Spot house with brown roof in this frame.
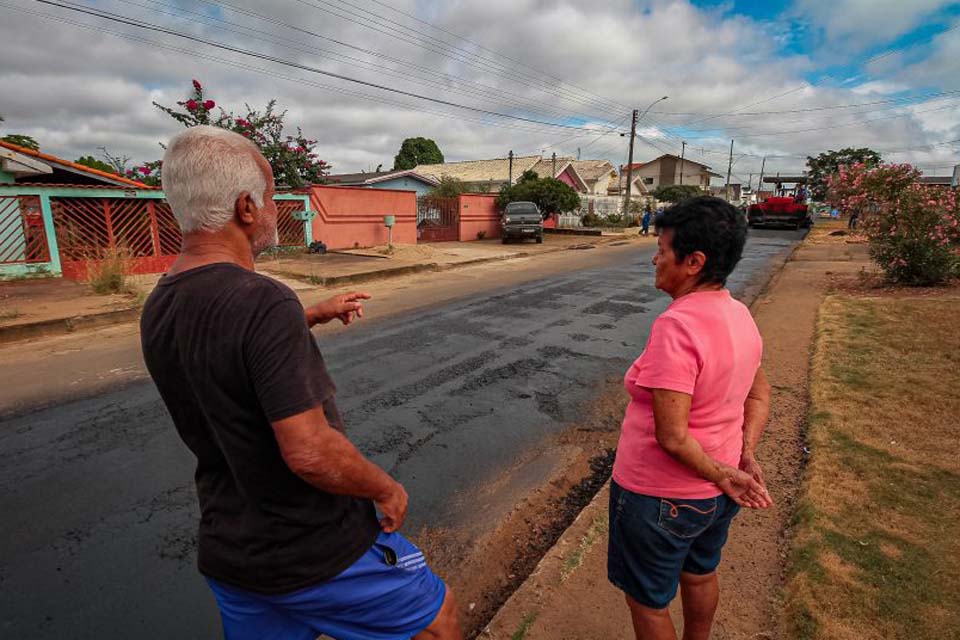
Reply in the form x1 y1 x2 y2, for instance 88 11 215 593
0 140 148 188
623 154 723 196
415 155 589 193
323 169 439 196
567 160 619 195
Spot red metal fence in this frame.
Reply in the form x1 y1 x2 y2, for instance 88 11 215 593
0 195 50 265
51 197 181 280
50 196 307 280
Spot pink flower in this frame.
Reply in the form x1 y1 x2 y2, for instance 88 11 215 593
186 99 198 111
203 100 215 110
140 166 151 175
192 79 202 91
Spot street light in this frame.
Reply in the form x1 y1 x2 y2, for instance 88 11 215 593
624 96 668 212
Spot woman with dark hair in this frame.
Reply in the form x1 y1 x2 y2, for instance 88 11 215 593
608 196 774 640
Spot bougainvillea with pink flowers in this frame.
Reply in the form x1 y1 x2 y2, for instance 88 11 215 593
151 80 330 188
828 162 960 285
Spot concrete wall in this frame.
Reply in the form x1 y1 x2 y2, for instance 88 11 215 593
368 176 434 197
309 185 417 249
458 193 501 241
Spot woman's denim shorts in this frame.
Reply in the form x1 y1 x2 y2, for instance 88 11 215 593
607 480 740 609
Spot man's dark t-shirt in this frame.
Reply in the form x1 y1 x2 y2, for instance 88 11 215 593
140 263 379 594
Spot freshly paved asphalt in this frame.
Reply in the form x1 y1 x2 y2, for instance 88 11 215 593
0 230 803 639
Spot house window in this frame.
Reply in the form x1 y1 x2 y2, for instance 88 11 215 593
643 177 654 185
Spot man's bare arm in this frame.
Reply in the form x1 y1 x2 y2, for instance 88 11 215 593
272 406 408 531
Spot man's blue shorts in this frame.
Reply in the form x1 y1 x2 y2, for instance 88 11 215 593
206 531 446 640
607 480 740 610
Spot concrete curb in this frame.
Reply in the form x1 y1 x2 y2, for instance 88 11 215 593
0 307 142 346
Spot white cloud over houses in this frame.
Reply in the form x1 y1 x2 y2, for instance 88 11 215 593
0 0 957 182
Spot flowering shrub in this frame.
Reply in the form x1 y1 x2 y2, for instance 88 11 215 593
828 163 960 285
151 80 330 188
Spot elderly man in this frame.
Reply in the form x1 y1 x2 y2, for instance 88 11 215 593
141 126 461 640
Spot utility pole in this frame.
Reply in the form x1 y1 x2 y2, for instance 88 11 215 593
508 150 514 185
747 172 754 201
552 152 557 178
757 155 766 201
624 108 639 213
679 141 686 185
725 139 734 202
577 147 581 160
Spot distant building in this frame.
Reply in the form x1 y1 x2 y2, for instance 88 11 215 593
0 140 147 188
323 169 439 197
415 155 589 193
622 154 723 196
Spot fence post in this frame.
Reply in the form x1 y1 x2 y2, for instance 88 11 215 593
302 195 313 246
147 200 161 257
103 200 115 248
38 194 62 276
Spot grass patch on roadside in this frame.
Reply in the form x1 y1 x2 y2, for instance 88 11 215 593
560 515 608 583
0 307 23 321
785 293 960 640
511 612 538 640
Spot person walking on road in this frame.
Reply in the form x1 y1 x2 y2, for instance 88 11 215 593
607 196 773 640
641 206 652 236
140 126 461 640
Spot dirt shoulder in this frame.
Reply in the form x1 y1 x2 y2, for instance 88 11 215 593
482 224 871 640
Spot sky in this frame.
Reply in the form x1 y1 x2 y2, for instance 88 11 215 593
1 0 959 185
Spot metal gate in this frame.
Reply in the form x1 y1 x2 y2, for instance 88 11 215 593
0 195 50 265
275 199 306 247
51 197 181 280
417 195 459 242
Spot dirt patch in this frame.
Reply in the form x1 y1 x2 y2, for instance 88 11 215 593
413 379 628 638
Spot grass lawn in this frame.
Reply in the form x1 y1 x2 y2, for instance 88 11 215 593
786 292 960 639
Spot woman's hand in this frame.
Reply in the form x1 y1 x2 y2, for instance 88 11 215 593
738 451 766 488
717 465 773 509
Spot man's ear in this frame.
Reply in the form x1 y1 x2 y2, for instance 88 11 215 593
686 250 707 276
234 191 256 225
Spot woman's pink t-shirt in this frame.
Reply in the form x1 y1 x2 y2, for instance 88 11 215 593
612 289 762 499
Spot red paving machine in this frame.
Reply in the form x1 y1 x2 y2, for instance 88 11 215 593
747 176 812 229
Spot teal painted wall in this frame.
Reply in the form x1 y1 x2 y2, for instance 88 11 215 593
0 170 15 184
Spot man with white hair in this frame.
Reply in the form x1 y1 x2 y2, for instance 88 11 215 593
140 126 461 640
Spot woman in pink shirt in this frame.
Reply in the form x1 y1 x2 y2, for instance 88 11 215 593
608 197 773 640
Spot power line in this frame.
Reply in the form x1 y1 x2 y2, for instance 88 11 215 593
23 0 620 133
3 0 634 142
109 0 609 126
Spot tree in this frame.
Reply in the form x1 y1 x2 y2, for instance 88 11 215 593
652 184 701 203
806 148 882 200
75 156 117 174
496 170 581 218
393 137 444 170
152 79 331 188
1 134 39 151
427 175 467 198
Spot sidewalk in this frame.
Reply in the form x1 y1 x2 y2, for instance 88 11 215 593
0 233 648 345
481 222 872 640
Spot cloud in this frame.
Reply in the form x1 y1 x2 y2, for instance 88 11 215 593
791 0 955 52
0 0 956 182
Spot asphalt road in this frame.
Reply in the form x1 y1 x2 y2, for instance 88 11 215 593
0 230 803 639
